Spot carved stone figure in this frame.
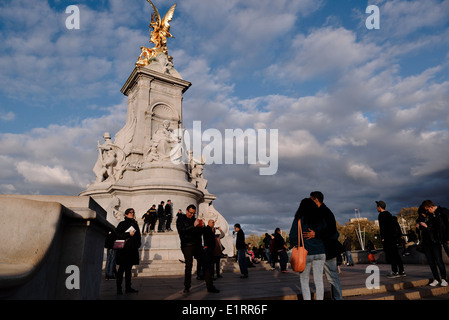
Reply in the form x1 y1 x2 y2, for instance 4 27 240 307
93 132 127 183
151 120 178 161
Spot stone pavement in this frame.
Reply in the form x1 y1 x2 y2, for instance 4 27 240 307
100 262 449 301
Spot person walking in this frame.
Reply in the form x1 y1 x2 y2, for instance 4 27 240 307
157 201 165 232
176 204 219 293
376 200 405 278
289 198 327 300
304 191 344 300
115 208 141 294
234 224 248 278
417 203 448 287
273 228 289 273
141 210 151 234
263 233 273 265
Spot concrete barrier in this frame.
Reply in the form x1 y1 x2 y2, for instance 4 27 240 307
0 195 114 300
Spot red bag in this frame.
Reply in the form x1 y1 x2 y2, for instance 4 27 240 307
290 219 308 272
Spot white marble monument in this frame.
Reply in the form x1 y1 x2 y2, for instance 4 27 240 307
80 1 233 271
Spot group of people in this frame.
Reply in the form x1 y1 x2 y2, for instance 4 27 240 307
105 194 449 299
141 200 177 233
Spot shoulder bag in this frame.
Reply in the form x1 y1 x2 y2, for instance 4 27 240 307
290 219 308 272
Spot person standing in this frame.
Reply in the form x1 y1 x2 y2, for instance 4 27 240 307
376 200 405 278
343 236 354 266
273 228 288 273
104 230 117 280
165 200 173 231
289 198 327 300
263 233 273 265
148 204 157 232
304 191 344 300
157 201 165 232
115 208 141 294
234 224 248 278
421 200 449 258
417 202 448 287
203 219 218 279
176 204 219 293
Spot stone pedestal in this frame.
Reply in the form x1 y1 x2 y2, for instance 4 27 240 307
80 61 233 273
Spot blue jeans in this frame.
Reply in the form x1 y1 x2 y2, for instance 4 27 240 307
237 249 248 276
105 249 116 278
345 250 354 265
299 253 326 300
324 257 344 300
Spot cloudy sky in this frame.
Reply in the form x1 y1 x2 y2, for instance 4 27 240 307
1 0 448 235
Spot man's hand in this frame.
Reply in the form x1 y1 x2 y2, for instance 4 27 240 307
303 228 315 240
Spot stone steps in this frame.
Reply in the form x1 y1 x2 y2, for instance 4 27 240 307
344 278 449 300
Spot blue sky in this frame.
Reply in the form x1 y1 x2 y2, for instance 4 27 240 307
1 0 449 234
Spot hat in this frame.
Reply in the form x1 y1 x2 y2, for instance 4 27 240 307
375 200 386 209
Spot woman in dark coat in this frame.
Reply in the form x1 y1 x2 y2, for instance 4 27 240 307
115 208 141 294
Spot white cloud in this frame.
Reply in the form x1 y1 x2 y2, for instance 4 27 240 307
15 161 76 186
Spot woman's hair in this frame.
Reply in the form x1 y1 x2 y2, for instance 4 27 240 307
125 208 135 216
294 198 322 228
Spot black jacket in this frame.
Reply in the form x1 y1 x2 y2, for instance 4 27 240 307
115 217 141 266
157 204 165 217
235 229 246 250
176 214 203 248
378 210 396 242
435 206 449 242
314 204 340 259
203 226 216 251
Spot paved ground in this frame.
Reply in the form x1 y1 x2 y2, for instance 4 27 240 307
100 262 445 301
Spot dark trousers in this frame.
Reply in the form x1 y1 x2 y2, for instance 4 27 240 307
278 250 288 271
181 244 214 290
116 263 133 290
423 242 447 281
383 241 404 273
158 215 165 231
165 214 172 230
142 221 150 233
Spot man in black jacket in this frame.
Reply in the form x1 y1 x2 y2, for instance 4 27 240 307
157 201 165 232
305 191 344 300
422 200 449 258
165 200 173 231
234 223 248 278
176 204 219 293
377 200 405 278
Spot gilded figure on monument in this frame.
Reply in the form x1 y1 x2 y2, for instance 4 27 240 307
136 0 177 67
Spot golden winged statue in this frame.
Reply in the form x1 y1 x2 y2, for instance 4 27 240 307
136 0 177 67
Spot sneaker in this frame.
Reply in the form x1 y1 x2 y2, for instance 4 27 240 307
399 271 406 277
441 279 448 287
429 280 439 287
387 272 400 278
